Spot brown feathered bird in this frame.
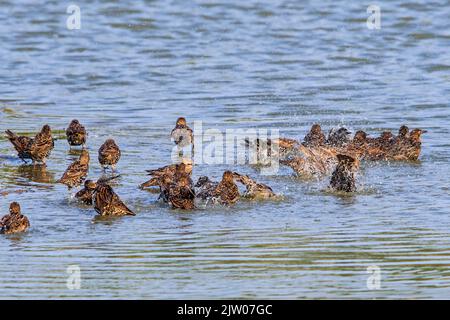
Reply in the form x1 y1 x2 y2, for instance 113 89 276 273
98 139 121 171
233 172 277 200
58 149 90 189
171 117 194 156
75 179 97 205
398 125 409 139
167 175 196 210
303 124 326 147
75 175 120 205
330 154 359 192
387 128 427 161
244 137 300 162
93 182 135 216
280 144 338 178
326 127 352 147
211 171 240 205
0 202 30 234
5 124 54 164
66 119 87 148
139 158 193 189
194 176 219 200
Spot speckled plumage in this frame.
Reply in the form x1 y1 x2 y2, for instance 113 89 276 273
330 154 359 192
171 117 194 155
98 139 121 171
211 171 240 205
233 172 276 200
167 175 195 210
140 159 193 190
66 119 87 147
194 176 219 200
94 183 135 216
326 127 352 147
0 202 30 234
58 149 90 189
303 124 326 147
75 179 97 205
5 125 54 164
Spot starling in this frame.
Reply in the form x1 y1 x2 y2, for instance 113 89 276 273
326 127 352 147
330 154 359 192
303 124 326 147
98 139 121 171
171 117 194 156
194 176 218 200
0 202 30 234
94 182 135 216
66 119 87 148
233 172 277 200
167 175 196 210
58 149 90 189
75 179 96 205
211 171 240 205
5 124 54 164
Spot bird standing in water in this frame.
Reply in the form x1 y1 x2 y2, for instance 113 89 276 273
330 154 359 193
171 117 194 157
93 182 135 216
66 119 87 148
58 149 90 189
5 124 54 164
0 202 30 234
98 139 121 172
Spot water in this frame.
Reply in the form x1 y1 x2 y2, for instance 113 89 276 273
1 0 450 299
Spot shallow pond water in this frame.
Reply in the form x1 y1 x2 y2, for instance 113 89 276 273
1 0 450 299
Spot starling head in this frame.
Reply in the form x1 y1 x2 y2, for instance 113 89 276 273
399 125 409 137
176 117 187 127
9 202 21 215
222 171 235 183
41 124 52 134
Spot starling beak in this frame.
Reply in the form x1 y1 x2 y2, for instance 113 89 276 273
66 119 87 147
98 139 121 171
0 202 30 234
58 149 90 189
5 124 54 164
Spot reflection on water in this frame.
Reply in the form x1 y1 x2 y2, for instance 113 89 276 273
15 165 55 185
0 0 450 299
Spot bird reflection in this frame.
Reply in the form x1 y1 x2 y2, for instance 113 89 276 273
16 164 55 184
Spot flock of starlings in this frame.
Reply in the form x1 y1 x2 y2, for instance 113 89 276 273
1 117 426 234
